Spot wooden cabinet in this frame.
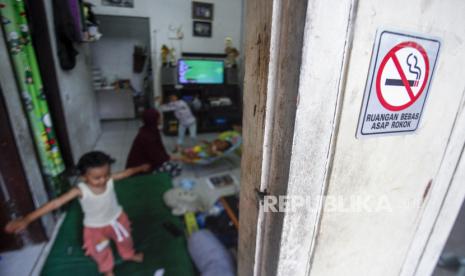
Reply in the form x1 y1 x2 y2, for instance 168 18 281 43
161 84 242 135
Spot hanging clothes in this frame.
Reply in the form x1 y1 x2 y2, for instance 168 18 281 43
0 0 65 178
52 0 79 70
67 0 84 42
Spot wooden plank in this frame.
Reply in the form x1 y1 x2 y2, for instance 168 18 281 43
0 90 47 251
275 0 357 275
256 0 309 275
237 0 273 274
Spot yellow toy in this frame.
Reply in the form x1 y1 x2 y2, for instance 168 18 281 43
224 37 239 68
161 44 170 66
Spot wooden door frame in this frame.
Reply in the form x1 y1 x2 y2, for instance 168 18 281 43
238 0 309 275
0 86 47 251
273 0 358 275
237 0 272 271
92 14 153 110
239 0 358 275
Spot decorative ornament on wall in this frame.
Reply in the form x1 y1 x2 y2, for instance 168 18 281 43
224 37 239 68
161 44 170 66
168 24 184 40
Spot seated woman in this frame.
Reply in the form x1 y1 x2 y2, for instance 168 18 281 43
126 109 182 177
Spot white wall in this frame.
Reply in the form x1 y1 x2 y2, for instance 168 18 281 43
309 0 465 274
275 0 465 275
44 2 101 163
91 16 150 92
86 0 244 96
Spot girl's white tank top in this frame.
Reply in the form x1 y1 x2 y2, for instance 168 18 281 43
78 179 122 227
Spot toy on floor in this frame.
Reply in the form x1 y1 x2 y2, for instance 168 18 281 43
184 212 199 236
178 130 242 165
163 187 205 215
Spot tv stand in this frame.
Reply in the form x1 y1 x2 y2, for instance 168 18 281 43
161 81 242 135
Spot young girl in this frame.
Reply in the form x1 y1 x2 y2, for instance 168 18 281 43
157 93 197 151
5 151 151 276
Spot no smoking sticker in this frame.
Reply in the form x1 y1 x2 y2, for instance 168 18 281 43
356 29 440 137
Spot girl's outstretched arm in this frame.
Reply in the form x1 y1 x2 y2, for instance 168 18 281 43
5 187 82 234
112 163 151 181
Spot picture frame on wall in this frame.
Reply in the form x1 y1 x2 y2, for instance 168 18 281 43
192 1 214 20
102 0 134 8
193 21 212 37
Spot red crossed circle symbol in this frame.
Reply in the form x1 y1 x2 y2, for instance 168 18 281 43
376 41 429 111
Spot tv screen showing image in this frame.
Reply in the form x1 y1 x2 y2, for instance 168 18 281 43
178 59 224 84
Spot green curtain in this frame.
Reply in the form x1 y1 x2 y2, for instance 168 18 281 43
0 0 65 179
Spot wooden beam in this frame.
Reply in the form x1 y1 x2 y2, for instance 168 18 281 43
237 0 273 274
275 0 357 275
257 0 309 275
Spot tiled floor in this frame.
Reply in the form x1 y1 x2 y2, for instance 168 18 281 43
95 119 142 172
96 119 241 173
97 119 242 211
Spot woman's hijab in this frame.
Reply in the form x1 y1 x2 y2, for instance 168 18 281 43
126 109 169 170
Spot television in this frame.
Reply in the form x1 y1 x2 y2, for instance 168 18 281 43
178 59 224 84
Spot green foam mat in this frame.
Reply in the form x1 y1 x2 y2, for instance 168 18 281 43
41 173 195 276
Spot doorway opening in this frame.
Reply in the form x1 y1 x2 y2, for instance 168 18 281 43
0 0 295 274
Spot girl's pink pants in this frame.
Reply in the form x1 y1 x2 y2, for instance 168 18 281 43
83 212 135 273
